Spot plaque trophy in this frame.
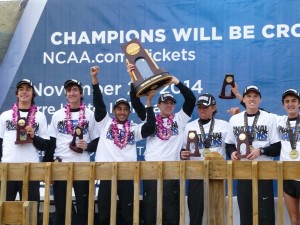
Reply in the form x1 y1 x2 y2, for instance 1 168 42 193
186 131 200 157
236 131 251 159
121 38 173 97
15 117 33 144
219 74 236 99
69 126 84 153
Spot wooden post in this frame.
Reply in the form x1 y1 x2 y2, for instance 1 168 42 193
205 152 226 225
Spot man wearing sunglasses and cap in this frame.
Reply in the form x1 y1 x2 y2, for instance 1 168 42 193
127 63 196 225
0 79 49 220
44 79 99 225
90 66 156 225
225 85 281 225
180 93 229 225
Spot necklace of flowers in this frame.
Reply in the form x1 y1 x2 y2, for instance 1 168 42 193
12 102 37 127
64 102 86 135
156 113 175 140
111 118 131 149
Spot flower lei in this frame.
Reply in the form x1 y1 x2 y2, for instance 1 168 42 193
111 118 131 149
156 113 175 140
64 102 86 135
12 103 37 127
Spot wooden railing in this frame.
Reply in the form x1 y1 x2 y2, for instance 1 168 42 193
1 159 300 225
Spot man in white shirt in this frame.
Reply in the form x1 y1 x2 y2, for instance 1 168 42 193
45 79 99 225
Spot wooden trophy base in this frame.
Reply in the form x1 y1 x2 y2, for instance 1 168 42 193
135 72 172 97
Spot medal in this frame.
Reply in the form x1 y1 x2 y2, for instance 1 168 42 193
198 118 215 158
203 148 211 157
290 149 299 159
286 115 300 160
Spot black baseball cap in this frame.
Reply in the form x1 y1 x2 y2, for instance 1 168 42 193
196 93 216 106
158 93 176 104
64 79 83 90
243 85 261 98
16 79 34 89
282 89 300 102
113 98 130 109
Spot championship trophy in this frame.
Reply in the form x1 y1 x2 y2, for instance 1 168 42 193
69 126 84 153
15 117 33 144
186 131 200 157
219 74 236 99
236 131 251 159
121 38 173 97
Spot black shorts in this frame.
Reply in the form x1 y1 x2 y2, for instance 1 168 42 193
283 180 300 198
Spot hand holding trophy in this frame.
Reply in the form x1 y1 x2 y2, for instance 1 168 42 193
15 117 33 144
186 130 200 157
219 74 236 99
236 131 251 159
69 126 84 153
122 38 173 97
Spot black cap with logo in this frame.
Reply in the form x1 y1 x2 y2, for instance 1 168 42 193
196 93 216 106
243 85 261 98
158 93 177 104
282 89 300 102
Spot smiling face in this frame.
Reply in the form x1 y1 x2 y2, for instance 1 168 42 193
158 100 175 117
16 84 34 108
243 91 261 114
113 103 130 123
65 85 83 108
282 95 300 118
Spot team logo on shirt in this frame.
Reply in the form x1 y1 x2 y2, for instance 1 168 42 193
278 125 300 141
57 119 89 135
233 125 268 141
198 132 223 148
106 126 135 145
6 119 39 134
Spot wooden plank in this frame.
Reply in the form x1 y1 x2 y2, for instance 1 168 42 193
88 162 96 225
0 164 8 201
156 161 163 225
133 162 140 225
179 161 186 225
65 163 73 225
277 161 284 225
42 162 52 225
227 161 233 225
22 163 29 201
252 161 258 225
110 163 117 225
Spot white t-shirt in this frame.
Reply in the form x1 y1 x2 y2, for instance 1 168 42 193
0 109 49 162
145 109 191 161
48 107 98 162
94 113 143 162
225 110 280 161
277 114 300 161
182 118 229 160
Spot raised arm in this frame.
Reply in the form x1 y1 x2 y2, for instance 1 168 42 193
172 76 196 117
90 66 107 122
141 90 156 138
127 63 147 121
